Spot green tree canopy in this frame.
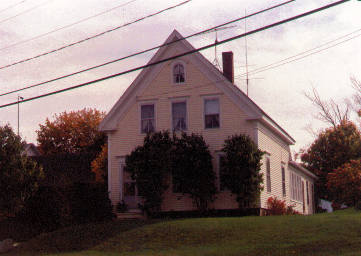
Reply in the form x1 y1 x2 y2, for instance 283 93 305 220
221 134 264 209
171 133 216 212
301 121 361 200
125 131 173 215
0 125 43 216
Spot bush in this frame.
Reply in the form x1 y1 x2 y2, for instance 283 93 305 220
18 183 114 232
267 196 299 215
67 183 114 224
17 186 70 232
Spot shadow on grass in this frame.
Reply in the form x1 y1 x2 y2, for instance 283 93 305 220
5 219 152 256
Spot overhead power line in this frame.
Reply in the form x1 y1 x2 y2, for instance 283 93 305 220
0 0 191 71
0 0 295 97
241 27 361 76
0 0 27 15
0 0 54 25
0 0 350 109
0 0 138 52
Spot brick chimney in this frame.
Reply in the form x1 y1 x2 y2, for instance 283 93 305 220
222 51 234 84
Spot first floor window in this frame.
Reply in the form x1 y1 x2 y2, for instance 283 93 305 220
172 101 187 131
266 157 271 192
281 166 286 197
204 98 220 129
219 155 228 191
290 172 302 201
141 104 155 133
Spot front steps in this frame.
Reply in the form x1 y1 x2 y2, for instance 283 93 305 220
116 209 145 220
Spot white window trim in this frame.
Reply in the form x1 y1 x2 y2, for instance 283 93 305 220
138 101 157 134
203 96 221 130
171 60 186 85
170 98 189 132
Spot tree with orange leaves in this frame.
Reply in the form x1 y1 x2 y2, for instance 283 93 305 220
327 159 361 207
37 108 106 155
91 144 108 184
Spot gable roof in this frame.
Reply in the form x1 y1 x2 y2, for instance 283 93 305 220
99 29 295 145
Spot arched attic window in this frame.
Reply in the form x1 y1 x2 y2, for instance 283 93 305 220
173 63 185 84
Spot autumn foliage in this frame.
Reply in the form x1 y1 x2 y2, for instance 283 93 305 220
301 121 361 200
266 196 299 215
36 108 106 155
327 159 361 207
91 144 108 183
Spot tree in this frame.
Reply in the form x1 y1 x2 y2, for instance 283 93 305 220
36 108 106 155
327 159 361 207
91 144 108 183
0 125 43 216
125 131 173 215
171 133 216 212
221 134 264 209
301 121 361 200
305 88 351 128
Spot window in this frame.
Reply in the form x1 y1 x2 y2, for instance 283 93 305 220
266 157 271 192
173 63 185 83
219 155 228 191
290 172 303 201
172 102 187 131
204 99 220 129
306 181 309 205
141 104 155 133
281 166 286 197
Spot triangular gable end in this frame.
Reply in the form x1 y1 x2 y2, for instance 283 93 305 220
99 29 263 131
99 30 295 145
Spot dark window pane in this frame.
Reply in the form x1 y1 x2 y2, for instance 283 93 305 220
172 102 187 131
173 64 185 83
205 114 219 128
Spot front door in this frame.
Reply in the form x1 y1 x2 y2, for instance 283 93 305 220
124 181 138 209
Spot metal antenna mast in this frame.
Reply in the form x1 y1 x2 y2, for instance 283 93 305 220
245 9 249 96
209 26 236 69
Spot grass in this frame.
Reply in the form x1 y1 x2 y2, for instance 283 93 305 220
2 208 361 256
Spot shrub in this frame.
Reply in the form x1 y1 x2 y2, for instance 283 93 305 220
17 186 70 232
67 183 114 224
267 196 299 215
221 134 264 209
116 200 128 213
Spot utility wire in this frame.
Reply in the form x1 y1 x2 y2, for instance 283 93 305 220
0 0 350 109
0 0 138 53
0 0 191 71
0 0 54 25
0 0 27 15
241 28 361 76
0 0 295 97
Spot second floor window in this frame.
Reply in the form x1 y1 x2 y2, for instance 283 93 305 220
204 98 220 129
172 102 187 131
173 63 185 83
141 104 155 133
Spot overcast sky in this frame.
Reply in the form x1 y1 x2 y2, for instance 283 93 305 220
0 0 360 155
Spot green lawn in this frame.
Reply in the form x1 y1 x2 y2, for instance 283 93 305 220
3 209 361 256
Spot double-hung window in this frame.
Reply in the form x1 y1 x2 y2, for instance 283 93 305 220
290 172 302 201
172 102 187 131
204 99 220 129
141 104 155 133
281 166 286 197
266 156 271 192
219 155 228 191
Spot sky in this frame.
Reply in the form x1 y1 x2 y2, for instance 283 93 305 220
0 0 360 156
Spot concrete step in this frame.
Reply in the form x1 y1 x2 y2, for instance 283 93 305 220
116 211 145 220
